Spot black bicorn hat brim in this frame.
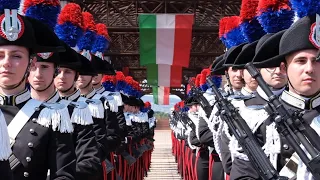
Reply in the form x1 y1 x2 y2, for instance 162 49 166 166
58 42 82 70
121 93 130 104
233 41 259 69
91 55 116 75
184 96 199 107
252 30 286 68
125 96 138 106
136 98 145 107
212 56 226 75
223 43 247 67
77 53 97 76
256 16 318 68
25 17 65 53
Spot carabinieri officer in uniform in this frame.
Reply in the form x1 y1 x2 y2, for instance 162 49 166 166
0 1 76 179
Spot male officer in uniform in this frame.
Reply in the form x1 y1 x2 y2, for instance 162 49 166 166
250 8 320 179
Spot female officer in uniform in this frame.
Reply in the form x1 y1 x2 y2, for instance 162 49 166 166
0 1 76 179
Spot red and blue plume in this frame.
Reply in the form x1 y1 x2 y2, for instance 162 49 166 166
174 103 179 111
144 102 151 108
23 0 60 30
211 75 222 88
257 0 294 33
132 80 142 98
55 3 83 48
77 12 97 51
186 77 194 96
0 0 20 12
123 76 137 97
219 18 228 47
115 71 126 92
290 0 320 18
200 69 210 91
240 0 266 42
195 74 201 88
102 75 116 92
221 16 247 48
91 23 111 54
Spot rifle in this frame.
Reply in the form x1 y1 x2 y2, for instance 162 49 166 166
245 62 320 179
206 76 288 180
187 77 212 117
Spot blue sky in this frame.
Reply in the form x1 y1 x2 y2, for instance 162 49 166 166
141 94 181 113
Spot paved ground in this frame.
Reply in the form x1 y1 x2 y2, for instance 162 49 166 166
144 129 181 180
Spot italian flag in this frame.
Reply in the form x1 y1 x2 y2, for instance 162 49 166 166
139 14 194 67
146 64 182 87
152 86 170 105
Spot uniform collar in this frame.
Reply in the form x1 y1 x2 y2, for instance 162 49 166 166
0 88 31 106
45 91 60 103
256 86 285 101
95 86 105 94
61 90 81 101
80 88 96 99
241 87 255 96
280 90 320 110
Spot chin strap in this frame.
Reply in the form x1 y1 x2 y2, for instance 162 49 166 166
60 83 75 94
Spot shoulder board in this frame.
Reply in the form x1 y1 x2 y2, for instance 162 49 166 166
246 105 265 110
77 97 105 119
86 99 103 105
69 101 88 109
37 102 74 133
228 94 254 100
103 91 123 106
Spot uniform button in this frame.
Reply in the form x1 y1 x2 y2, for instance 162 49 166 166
34 107 40 111
32 118 37 122
29 129 35 134
27 142 33 148
26 157 31 162
285 158 290 162
283 144 289 150
24 172 29 177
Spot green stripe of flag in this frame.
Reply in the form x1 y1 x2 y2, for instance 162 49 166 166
139 14 157 65
146 64 158 86
152 85 159 104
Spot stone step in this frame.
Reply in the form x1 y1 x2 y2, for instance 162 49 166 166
144 130 181 180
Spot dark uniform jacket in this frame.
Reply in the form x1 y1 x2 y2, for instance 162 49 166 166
81 88 121 156
91 88 120 152
0 160 13 180
63 89 109 162
51 90 102 180
229 90 304 180
96 87 128 140
0 89 76 180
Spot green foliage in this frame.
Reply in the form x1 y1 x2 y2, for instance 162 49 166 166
154 111 169 119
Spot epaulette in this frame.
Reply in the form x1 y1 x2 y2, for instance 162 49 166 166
246 104 265 110
59 100 93 125
37 102 74 133
102 95 118 112
108 92 123 106
0 110 11 160
78 97 104 119
69 101 93 125
228 94 255 100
